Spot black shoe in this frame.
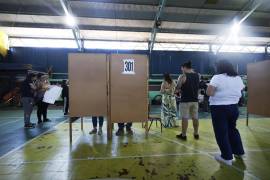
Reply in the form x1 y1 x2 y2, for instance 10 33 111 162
24 124 35 129
176 134 187 141
43 119 51 122
194 134 199 140
126 128 133 135
64 113 68 116
89 129 97 134
115 129 124 136
38 120 42 124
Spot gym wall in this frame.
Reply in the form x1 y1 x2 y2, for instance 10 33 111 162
7 47 269 75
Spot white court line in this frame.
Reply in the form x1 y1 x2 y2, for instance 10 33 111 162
0 116 66 127
248 126 270 133
0 119 21 127
0 117 24 119
0 119 67 160
0 152 203 165
135 128 260 180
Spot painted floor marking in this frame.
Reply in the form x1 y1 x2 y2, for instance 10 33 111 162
0 119 22 127
0 120 67 160
0 152 204 165
137 128 260 180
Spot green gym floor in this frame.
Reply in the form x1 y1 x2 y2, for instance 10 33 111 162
0 108 270 180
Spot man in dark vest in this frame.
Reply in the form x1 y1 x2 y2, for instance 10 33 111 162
175 61 200 141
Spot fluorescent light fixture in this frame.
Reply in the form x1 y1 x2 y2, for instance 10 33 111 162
65 13 76 27
231 22 241 34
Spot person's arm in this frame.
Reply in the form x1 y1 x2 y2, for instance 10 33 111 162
206 85 216 96
160 82 165 94
176 74 186 91
29 83 37 90
206 75 219 96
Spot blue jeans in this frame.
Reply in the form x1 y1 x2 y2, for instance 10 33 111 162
210 104 245 160
92 116 104 128
118 123 132 130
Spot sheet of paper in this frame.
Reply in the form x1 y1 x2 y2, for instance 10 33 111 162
43 85 62 104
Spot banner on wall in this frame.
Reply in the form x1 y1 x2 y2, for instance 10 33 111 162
0 31 9 57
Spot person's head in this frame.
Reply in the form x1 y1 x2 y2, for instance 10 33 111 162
216 60 238 77
163 73 172 84
181 61 192 73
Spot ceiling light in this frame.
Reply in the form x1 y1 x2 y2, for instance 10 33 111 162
65 14 76 27
231 22 241 34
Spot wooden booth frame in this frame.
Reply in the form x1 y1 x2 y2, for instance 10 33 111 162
247 60 270 126
68 53 149 143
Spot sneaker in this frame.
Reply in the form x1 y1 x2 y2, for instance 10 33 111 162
176 133 187 141
89 129 97 134
115 129 124 136
98 128 103 135
234 154 245 159
126 128 133 135
194 134 199 140
214 154 232 166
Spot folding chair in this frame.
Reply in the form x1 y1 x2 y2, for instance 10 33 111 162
143 104 163 133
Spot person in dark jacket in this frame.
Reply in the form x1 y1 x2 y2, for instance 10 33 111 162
61 80 69 115
21 73 37 128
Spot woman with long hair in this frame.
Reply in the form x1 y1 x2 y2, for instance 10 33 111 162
207 60 245 166
36 74 50 123
160 73 177 127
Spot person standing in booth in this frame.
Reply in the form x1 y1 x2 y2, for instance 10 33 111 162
21 73 37 128
160 73 178 127
89 116 104 135
207 60 245 166
175 61 200 141
116 123 133 136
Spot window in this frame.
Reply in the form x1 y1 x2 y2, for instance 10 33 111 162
154 43 209 51
84 41 148 50
212 45 265 53
9 38 77 48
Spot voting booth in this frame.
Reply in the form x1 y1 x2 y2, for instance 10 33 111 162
247 60 270 125
68 53 148 142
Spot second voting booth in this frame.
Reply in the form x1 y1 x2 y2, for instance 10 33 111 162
247 60 270 125
68 53 148 142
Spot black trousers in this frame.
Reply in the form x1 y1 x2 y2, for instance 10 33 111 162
118 123 132 130
63 97 69 114
37 100 49 121
210 104 245 160
92 116 104 128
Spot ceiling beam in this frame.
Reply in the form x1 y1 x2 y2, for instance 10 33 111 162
8 36 270 46
2 21 270 38
59 0 84 51
148 0 167 52
0 3 269 26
